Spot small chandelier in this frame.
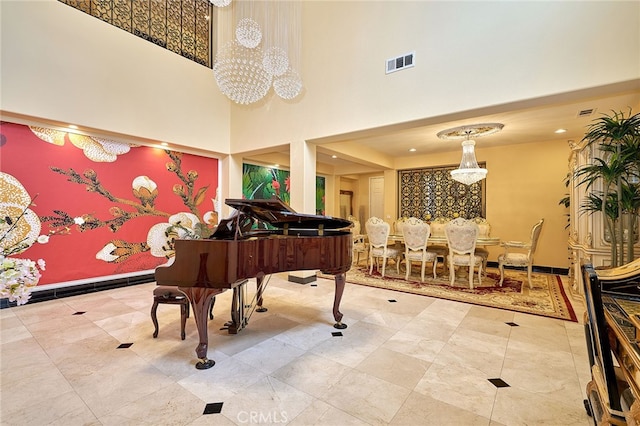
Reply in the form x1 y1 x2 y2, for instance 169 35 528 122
437 123 504 186
210 0 232 7
450 137 487 185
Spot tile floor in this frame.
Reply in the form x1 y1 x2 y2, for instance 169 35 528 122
0 271 593 425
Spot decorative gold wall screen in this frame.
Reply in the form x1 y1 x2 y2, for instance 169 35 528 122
59 0 213 67
398 165 486 220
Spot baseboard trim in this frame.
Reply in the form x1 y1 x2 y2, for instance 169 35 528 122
486 261 568 276
0 273 156 309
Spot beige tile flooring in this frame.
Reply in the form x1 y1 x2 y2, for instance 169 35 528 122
1 270 593 425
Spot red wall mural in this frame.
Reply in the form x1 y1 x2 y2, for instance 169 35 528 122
0 121 219 289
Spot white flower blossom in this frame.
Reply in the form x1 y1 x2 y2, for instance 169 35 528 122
132 176 157 192
74 217 85 225
0 255 45 305
96 243 119 262
37 235 50 244
146 213 202 259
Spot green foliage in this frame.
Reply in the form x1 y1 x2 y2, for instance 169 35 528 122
242 164 326 214
316 176 325 215
574 108 640 266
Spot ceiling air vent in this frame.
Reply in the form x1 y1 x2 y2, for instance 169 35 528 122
386 52 415 74
577 108 596 117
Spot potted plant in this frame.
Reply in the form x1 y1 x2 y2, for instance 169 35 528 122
575 109 640 267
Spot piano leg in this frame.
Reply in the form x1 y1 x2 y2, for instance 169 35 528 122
256 275 268 313
180 286 225 370
225 279 253 334
333 273 347 329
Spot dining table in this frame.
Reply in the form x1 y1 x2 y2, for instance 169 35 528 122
386 234 501 276
388 234 501 246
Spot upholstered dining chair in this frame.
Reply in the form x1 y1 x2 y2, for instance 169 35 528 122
498 218 545 288
365 216 401 277
428 217 450 269
402 217 438 281
350 217 368 266
444 218 483 289
393 217 409 236
473 217 491 275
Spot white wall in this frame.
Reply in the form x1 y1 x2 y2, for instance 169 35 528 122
230 0 640 152
0 0 231 153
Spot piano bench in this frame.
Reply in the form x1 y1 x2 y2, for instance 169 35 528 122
151 286 214 340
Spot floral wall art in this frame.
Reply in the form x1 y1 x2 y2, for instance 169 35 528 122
0 121 219 303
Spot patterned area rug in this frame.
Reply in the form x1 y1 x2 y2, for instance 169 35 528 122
322 265 577 322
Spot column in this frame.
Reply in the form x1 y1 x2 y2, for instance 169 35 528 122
288 140 317 284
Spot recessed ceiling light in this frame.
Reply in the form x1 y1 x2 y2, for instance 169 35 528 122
409 148 416 152
331 155 337 159
273 164 279 168
160 142 169 146
68 124 78 129
555 128 567 134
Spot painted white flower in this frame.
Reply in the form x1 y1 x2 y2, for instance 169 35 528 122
74 217 85 225
203 211 218 226
96 242 119 262
37 235 50 244
132 176 157 192
146 212 202 259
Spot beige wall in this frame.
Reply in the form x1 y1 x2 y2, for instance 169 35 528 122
0 0 231 154
340 139 569 269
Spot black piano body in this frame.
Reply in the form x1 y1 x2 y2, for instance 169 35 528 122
155 197 353 369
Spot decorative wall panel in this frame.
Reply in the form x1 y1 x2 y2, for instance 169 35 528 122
398 165 485 220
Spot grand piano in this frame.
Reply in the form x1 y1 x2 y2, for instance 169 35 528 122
155 197 353 369
583 258 640 424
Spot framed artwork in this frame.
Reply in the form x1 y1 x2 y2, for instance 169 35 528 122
242 163 326 215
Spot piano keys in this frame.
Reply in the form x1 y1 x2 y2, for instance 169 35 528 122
155 197 353 369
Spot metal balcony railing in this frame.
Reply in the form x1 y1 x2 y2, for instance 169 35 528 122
59 0 213 67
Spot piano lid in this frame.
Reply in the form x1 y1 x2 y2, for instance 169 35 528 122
225 197 352 230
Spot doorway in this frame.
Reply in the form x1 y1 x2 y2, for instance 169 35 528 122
369 176 384 219
339 190 353 218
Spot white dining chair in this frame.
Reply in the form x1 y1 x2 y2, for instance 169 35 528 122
429 217 450 271
365 217 401 277
349 217 368 266
444 218 483 289
393 217 409 236
402 217 438 281
472 217 491 275
498 218 544 288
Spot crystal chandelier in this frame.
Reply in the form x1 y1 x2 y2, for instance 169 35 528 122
210 0 232 7
213 0 303 105
437 123 504 185
235 17 262 48
213 40 272 105
450 137 487 185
